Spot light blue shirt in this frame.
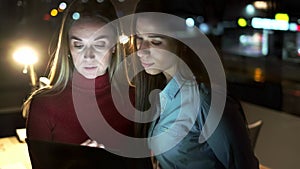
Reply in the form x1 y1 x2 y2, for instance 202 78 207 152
148 74 259 169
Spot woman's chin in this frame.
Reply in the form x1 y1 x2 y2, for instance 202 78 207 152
80 69 107 79
80 71 98 79
83 74 97 79
145 68 161 75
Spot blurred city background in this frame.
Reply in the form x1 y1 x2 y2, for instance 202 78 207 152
2 0 300 116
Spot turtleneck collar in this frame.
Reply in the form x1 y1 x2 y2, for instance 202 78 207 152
70 70 110 92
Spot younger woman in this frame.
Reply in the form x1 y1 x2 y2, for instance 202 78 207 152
133 12 259 169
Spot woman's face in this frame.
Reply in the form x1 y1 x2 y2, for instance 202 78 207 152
69 18 116 79
136 17 179 79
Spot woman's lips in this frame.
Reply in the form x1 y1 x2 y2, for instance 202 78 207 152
84 66 97 70
141 62 154 68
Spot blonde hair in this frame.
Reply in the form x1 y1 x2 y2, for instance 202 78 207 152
22 0 121 117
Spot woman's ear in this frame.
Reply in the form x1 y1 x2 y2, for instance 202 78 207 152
112 46 116 53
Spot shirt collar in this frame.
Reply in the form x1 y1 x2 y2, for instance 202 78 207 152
161 73 196 99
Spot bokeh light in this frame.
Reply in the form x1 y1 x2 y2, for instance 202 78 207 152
289 23 297 31
59 2 67 11
199 23 209 34
196 16 204 23
254 67 264 82
43 13 51 21
119 34 129 44
275 13 289 22
246 4 255 15
186 17 195 27
238 18 247 27
72 12 80 20
50 9 58 17
253 1 268 9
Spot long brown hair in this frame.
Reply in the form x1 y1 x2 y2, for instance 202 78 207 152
132 39 210 137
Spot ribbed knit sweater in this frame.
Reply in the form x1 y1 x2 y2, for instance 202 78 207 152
26 72 134 145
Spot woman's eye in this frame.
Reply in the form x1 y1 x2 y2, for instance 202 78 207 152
73 42 83 49
151 40 162 46
94 41 106 48
136 35 143 42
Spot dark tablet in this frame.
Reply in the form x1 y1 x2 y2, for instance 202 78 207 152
26 139 141 169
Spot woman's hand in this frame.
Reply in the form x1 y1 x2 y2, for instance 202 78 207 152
81 139 105 149
151 151 161 169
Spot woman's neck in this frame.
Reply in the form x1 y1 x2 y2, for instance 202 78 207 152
163 64 178 82
72 70 110 90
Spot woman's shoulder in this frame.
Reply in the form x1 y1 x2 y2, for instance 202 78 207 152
30 88 71 108
197 83 244 117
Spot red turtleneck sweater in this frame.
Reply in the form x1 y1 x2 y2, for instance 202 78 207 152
26 72 135 145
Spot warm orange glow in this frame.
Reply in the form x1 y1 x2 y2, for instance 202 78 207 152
253 1 268 9
13 46 38 65
254 68 264 82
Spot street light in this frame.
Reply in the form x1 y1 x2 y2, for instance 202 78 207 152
13 46 38 88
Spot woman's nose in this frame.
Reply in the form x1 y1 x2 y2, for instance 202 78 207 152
137 49 151 58
137 41 150 57
84 47 95 59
